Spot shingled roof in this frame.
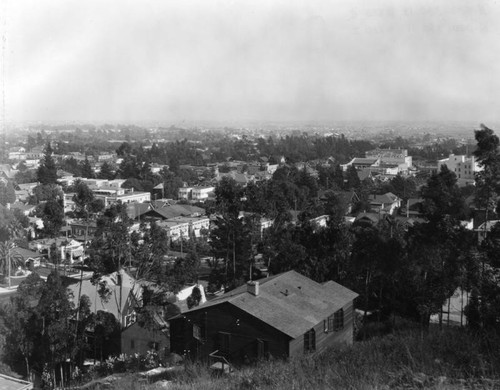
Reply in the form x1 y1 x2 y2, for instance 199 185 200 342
186 270 358 339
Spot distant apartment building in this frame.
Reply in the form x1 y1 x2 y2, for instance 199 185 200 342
64 192 76 213
366 149 412 167
178 187 193 200
191 186 215 201
341 158 379 171
158 216 210 241
177 186 215 201
437 154 482 186
342 149 412 176
96 152 116 161
80 178 126 189
71 178 149 206
93 187 151 207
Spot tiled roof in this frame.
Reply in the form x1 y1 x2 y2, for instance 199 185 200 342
186 270 358 338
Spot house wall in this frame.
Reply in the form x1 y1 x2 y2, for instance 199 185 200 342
121 322 170 358
288 301 355 358
172 303 290 364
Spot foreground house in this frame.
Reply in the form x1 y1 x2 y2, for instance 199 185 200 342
67 270 142 328
170 271 358 365
121 284 207 358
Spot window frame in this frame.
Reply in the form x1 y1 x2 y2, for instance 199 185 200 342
303 328 316 353
324 314 335 333
334 308 344 331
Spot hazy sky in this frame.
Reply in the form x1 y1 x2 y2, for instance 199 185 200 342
2 0 500 123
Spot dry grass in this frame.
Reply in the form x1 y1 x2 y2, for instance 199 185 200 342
96 327 500 390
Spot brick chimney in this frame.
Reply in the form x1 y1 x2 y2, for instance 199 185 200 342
247 281 259 296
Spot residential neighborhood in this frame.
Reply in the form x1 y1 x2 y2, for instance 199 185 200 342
1 1 500 388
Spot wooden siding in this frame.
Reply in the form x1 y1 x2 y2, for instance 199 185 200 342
121 322 169 358
289 301 354 358
172 303 291 364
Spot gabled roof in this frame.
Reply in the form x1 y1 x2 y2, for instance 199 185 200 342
351 158 378 165
354 212 382 225
185 270 358 339
127 202 151 219
318 190 359 204
146 204 206 220
17 182 38 191
66 270 141 322
357 169 376 181
476 220 500 232
11 247 44 261
370 192 400 205
10 202 36 213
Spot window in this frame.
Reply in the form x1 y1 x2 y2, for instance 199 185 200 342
130 339 135 349
324 315 335 333
334 308 344 331
256 339 269 359
304 328 316 353
193 324 206 341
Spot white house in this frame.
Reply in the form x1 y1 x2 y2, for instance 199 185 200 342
178 187 193 200
191 186 215 201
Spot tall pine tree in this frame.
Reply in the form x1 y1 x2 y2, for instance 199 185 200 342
37 143 58 185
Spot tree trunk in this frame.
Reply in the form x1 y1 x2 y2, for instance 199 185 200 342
25 357 30 382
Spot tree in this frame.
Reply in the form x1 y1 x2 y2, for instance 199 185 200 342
98 161 115 180
116 142 132 157
2 273 44 377
399 218 471 328
187 286 202 309
0 241 24 284
159 168 183 199
0 180 16 206
38 200 65 239
345 166 360 190
0 219 26 286
420 165 468 222
474 124 500 234
132 221 170 281
31 184 63 205
37 143 58 185
80 157 95 179
72 180 97 220
117 156 140 179
36 271 76 388
91 311 120 363
168 252 200 292
88 203 132 278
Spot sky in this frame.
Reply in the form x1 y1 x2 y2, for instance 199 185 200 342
2 0 500 124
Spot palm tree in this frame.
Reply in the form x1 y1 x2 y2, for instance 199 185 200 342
0 222 26 287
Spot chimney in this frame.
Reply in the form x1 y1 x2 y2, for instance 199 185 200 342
247 281 259 296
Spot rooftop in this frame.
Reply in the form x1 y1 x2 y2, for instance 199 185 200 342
186 270 358 339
